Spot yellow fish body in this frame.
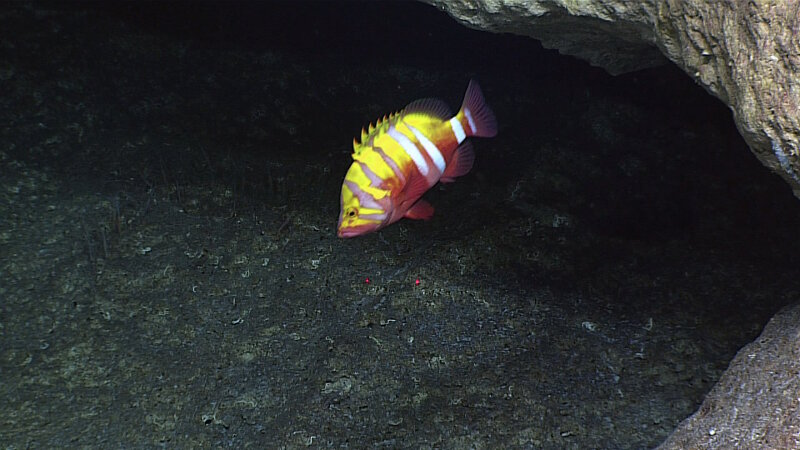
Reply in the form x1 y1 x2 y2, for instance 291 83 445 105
337 79 497 238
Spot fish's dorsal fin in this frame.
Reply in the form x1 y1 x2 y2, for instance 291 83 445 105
375 113 393 128
404 98 453 120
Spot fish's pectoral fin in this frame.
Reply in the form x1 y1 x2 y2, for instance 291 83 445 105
441 142 475 181
404 199 435 220
402 174 431 201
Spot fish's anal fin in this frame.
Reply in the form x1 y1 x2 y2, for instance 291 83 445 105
441 142 474 182
405 199 435 220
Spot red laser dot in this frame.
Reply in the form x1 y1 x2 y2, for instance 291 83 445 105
365 278 370 284
415 278 420 286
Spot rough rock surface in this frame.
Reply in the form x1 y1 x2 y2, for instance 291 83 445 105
658 301 800 449
422 0 800 198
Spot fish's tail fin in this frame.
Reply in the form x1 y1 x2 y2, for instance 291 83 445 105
457 79 498 138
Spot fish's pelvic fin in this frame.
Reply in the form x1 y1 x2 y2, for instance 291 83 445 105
405 199 435 220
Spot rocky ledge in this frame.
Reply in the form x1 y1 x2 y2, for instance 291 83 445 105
422 0 800 199
658 302 800 449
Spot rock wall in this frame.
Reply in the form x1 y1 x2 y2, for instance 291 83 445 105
422 0 800 199
657 302 800 449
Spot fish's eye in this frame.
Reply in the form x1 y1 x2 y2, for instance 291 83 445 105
347 208 357 218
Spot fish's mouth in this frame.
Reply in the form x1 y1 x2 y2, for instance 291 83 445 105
337 226 366 238
337 222 378 238
337 229 357 238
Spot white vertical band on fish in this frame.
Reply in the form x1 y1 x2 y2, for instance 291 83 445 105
388 125 429 176
407 123 446 174
449 117 466 143
464 109 477 135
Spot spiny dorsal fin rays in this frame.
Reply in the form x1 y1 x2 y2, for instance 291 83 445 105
353 109 408 154
374 114 390 129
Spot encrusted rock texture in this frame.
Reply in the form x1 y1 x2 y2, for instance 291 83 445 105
658 302 800 449
422 0 800 198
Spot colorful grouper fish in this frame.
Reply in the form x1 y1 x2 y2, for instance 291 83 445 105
337 79 498 238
